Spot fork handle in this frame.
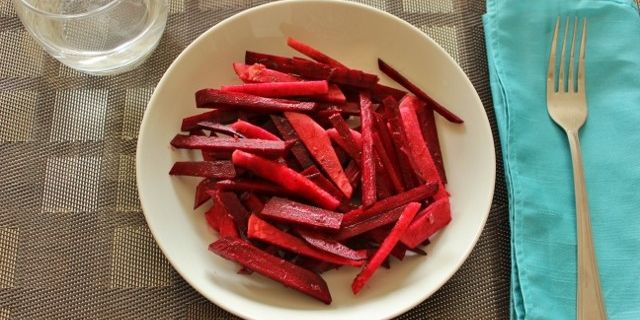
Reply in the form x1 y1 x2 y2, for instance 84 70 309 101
567 131 607 320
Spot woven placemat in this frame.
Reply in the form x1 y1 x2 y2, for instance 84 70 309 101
0 0 509 319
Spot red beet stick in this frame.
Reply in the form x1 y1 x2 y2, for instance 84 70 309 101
285 112 353 198
233 63 346 104
377 58 463 123
414 101 447 183
327 114 363 165
246 51 378 88
196 89 317 113
352 202 421 294
400 198 452 248
169 161 236 179
208 237 332 304
230 120 281 141
221 80 329 98
335 206 405 241
360 92 377 207
247 215 362 267
286 37 346 68
295 228 367 261
343 182 438 225
260 197 342 231
231 150 340 210
270 115 315 169
398 95 441 185
170 134 292 157
181 109 239 132
215 179 289 196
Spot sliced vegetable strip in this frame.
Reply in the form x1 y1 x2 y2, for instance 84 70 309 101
301 166 349 206
352 202 421 294
215 179 289 196
221 80 329 98
213 191 251 238
326 128 362 153
400 198 452 248
335 206 405 241
181 109 238 131
210 191 241 238
366 228 407 260
328 114 362 164
233 63 346 104
260 197 342 231
384 96 419 189
373 112 403 190
285 112 352 198
378 58 463 123
372 131 404 194
270 115 315 169
246 51 379 88
359 92 377 207
196 121 244 138
231 150 340 210
343 183 437 225
194 178 217 209
209 237 332 304
171 134 292 157
415 101 447 183
287 37 346 68
233 62 300 82
230 120 281 141
295 228 367 261
169 161 236 179
248 215 363 268
196 89 317 113
399 95 441 185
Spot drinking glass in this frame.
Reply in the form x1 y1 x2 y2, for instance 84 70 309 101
13 0 169 75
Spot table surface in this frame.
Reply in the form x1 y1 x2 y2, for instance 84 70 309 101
0 0 510 319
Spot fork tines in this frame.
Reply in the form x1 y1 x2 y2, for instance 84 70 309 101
547 16 588 94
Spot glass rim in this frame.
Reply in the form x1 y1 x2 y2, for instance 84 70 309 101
14 0 122 19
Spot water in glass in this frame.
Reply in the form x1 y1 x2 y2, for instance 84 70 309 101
14 0 169 75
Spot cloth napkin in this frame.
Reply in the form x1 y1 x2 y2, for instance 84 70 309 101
483 0 640 319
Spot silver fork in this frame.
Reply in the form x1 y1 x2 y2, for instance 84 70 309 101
547 17 607 320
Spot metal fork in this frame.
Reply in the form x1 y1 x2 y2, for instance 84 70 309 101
547 17 607 320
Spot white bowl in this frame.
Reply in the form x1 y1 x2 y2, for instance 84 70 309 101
137 1 495 319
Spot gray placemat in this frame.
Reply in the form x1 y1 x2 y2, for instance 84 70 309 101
0 0 509 319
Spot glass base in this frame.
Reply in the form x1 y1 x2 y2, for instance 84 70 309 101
58 43 158 76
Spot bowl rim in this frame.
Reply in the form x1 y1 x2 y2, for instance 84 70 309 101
136 1 496 319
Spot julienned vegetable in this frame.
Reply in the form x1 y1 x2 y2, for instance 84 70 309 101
170 37 461 303
231 150 341 210
209 237 332 304
378 58 463 123
221 80 329 98
285 111 353 199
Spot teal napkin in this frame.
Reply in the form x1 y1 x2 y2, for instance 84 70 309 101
483 1 640 319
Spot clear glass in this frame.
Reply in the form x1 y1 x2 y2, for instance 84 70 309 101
13 0 169 75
